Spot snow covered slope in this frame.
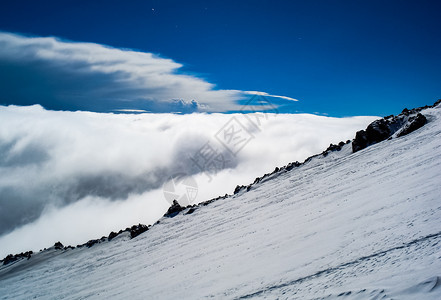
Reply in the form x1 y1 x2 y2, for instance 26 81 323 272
1 103 441 299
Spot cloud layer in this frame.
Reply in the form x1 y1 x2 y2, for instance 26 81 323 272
0 32 300 113
0 105 377 257
0 31 244 112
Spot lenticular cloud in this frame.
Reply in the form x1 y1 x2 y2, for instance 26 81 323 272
0 104 377 256
0 31 242 112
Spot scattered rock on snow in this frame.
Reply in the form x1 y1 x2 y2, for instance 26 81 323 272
130 224 149 239
2 251 33 266
397 113 427 137
54 241 64 250
163 200 184 218
352 102 434 153
108 231 118 241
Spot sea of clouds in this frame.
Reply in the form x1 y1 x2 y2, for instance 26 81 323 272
0 105 377 257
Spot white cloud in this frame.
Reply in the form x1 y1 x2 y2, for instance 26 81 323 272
0 32 297 113
244 91 299 102
0 105 378 257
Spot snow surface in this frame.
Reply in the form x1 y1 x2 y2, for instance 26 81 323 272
1 106 441 299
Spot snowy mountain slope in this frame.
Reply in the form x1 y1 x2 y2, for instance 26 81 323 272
1 104 441 299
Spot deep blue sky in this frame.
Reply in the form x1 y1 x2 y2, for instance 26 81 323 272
0 0 440 116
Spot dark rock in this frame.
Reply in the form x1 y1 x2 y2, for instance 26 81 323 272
322 143 342 157
130 224 149 239
185 208 196 215
352 130 368 153
365 119 392 143
163 200 184 218
327 143 341 151
202 200 212 206
2 251 33 265
397 113 427 137
108 231 118 241
304 155 315 163
3 254 16 265
286 161 301 171
234 185 244 194
352 99 441 153
352 104 432 153
54 241 64 250
85 239 99 248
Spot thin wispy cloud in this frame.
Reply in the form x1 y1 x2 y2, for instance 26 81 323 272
244 91 299 102
0 32 297 113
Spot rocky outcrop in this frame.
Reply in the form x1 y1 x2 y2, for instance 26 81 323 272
54 241 64 250
234 100 441 196
396 113 427 137
163 200 185 218
108 231 118 241
129 224 149 239
352 99 440 153
322 140 351 157
1 251 33 266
